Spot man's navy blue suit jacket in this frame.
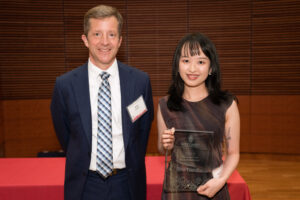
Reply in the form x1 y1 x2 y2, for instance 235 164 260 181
50 61 154 200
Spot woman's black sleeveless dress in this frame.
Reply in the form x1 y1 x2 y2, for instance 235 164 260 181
159 95 234 200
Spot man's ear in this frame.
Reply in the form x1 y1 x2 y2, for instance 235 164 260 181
118 36 122 48
81 34 89 48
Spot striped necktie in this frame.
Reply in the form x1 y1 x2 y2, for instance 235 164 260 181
96 72 113 178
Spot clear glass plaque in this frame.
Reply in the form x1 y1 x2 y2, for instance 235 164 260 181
163 129 214 192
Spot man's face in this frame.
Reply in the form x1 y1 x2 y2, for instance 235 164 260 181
82 16 122 70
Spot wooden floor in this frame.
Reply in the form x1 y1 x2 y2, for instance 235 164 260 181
237 153 300 200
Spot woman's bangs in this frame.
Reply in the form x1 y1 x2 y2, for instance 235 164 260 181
181 41 201 57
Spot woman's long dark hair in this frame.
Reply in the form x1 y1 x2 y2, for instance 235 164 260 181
167 32 234 111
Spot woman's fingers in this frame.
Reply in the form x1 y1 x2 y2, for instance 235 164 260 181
161 127 175 150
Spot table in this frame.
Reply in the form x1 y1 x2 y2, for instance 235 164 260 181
0 158 64 200
0 157 251 200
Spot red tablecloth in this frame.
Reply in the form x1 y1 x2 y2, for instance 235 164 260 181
0 157 251 200
0 158 64 200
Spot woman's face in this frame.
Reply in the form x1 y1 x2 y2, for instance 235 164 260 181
178 46 211 89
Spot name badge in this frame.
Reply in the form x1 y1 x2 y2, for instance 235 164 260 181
127 95 148 122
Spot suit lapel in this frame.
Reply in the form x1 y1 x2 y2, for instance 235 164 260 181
72 63 92 148
118 61 134 150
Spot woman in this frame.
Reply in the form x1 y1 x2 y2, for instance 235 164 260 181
157 33 240 200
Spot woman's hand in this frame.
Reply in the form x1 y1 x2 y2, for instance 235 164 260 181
197 177 226 198
161 127 175 150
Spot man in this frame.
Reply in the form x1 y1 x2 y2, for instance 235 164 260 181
51 5 153 200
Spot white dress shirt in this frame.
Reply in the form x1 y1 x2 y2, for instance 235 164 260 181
88 59 125 170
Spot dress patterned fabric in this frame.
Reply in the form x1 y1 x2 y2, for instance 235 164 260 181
159 95 234 200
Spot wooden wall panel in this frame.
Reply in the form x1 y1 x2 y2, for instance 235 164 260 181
146 96 159 154
127 0 187 96
252 0 300 94
2 100 60 157
0 101 4 156
1 0 298 98
0 0 65 99
248 95 300 153
237 96 251 152
189 0 252 95
1 95 300 157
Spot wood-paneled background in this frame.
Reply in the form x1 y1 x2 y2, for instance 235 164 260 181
0 0 299 157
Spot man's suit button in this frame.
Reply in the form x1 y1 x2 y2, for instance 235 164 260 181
83 171 87 176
